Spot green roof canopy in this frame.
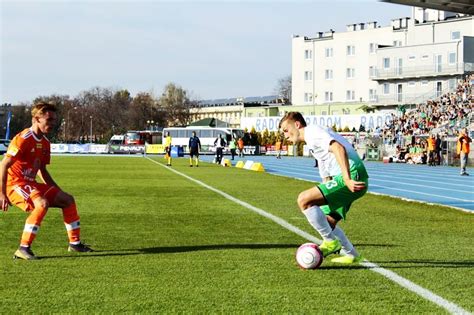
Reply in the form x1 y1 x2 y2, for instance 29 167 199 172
188 118 230 127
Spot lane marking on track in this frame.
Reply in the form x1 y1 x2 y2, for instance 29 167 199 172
263 168 474 203
146 157 471 315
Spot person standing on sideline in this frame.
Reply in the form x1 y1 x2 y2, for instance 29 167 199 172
275 138 282 159
164 131 172 166
214 134 226 164
435 134 442 166
229 137 237 160
0 102 93 260
237 137 244 158
427 134 436 166
457 128 471 176
279 112 368 264
188 131 201 167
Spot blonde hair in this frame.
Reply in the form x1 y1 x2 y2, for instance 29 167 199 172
31 102 57 118
278 111 307 128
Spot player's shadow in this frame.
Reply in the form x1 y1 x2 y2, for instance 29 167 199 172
138 243 298 254
37 243 298 260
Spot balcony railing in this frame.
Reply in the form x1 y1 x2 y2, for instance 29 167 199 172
373 86 452 105
374 62 473 80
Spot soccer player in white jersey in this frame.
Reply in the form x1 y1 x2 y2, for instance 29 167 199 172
279 112 369 264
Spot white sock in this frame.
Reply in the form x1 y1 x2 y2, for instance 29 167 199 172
303 206 336 241
333 226 359 257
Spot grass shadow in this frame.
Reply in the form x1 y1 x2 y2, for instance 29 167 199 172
36 243 298 260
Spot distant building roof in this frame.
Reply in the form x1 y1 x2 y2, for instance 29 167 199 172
188 118 230 127
197 95 282 107
381 0 474 15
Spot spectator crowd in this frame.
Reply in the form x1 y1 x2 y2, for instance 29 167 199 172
378 74 473 165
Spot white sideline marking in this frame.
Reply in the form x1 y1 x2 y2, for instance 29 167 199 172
146 157 471 315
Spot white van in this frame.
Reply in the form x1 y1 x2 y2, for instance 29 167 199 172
108 135 125 145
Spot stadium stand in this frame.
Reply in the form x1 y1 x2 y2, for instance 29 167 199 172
379 74 473 164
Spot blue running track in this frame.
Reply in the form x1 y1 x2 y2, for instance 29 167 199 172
201 155 474 213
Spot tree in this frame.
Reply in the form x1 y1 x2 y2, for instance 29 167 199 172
261 128 270 145
127 92 157 131
274 75 291 104
158 83 196 127
9 103 31 138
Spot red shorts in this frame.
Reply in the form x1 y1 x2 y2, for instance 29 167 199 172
7 182 60 212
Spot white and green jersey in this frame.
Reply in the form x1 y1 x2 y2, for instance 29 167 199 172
304 125 368 179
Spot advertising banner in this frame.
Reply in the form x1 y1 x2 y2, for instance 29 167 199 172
68 144 90 153
241 113 394 132
51 143 69 153
51 143 90 153
90 145 108 154
146 144 165 154
108 145 145 154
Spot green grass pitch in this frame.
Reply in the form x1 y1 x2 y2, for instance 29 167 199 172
0 156 472 313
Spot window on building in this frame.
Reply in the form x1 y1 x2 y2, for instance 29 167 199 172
369 89 377 101
421 80 429 86
408 55 416 61
325 91 333 102
451 31 461 40
369 66 375 77
383 83 390 94
449 79 456 90
304 49 313 60
325 47 333 57
408 81 416 87
304 71 313 81
383 58 390 69
304 93 313 103
369 43 376 54
346 68 355 79
393 40 402 47
346 45 355 56
346 90 355 101
448 52 456 65
421 54 429 60
325 69 333 80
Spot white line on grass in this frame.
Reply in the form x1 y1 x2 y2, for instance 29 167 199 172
146 157 471 315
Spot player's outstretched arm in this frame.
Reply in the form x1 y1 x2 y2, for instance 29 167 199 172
0 156 14 211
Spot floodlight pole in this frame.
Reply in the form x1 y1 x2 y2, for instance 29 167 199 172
89 115 93 144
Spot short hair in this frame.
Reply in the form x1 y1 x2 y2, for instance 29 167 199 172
279 111 307 128
31 102 57 118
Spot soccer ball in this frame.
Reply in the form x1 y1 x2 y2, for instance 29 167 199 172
296 243 323 269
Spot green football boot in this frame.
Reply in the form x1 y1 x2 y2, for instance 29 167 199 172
319 239 341 257
331 254 364 264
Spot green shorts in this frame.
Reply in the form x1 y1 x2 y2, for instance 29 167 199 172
318 166 368 220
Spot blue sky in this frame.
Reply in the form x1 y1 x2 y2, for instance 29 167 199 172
0 0 411 104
